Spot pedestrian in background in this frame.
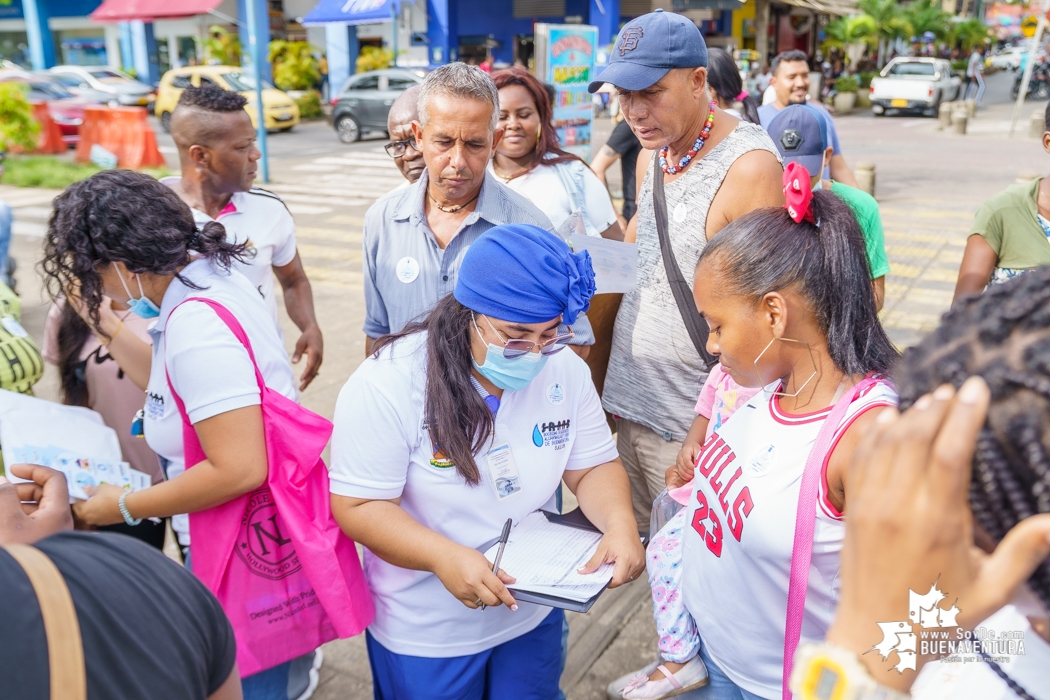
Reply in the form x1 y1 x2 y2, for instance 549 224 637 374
588 9 783 534
766 105 890 310
966 44 986 104
591 113 642 227
0 151 14 288
164 86 323 392
361 63 551 355
331 224 644 700
491 66 621 240
758 50 858 187
706 48 760 124
954 101 1050 302
384 84 424 185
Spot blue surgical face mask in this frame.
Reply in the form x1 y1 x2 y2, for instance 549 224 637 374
115 266 161 319
471 317 548 392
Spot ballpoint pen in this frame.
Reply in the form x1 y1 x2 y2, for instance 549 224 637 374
481 517 513 611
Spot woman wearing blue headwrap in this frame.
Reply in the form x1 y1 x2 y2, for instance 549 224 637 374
329 224 644 699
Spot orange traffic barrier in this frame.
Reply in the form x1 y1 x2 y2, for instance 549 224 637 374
11 101 66 154
75 106 166 169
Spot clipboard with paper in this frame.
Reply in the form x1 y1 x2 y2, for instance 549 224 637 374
482 509 613 613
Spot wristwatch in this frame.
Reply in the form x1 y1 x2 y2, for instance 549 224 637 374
791 642 911 700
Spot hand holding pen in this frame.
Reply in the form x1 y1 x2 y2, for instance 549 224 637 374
480 518 513 611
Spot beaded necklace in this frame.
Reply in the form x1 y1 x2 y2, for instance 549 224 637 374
658 101 716 175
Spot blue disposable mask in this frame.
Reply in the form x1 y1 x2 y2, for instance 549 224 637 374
115 266 161 319
472 319 548 392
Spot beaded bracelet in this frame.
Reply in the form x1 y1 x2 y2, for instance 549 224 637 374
119 491 141 526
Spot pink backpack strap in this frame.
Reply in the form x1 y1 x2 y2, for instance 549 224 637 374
163 297 266 418
781 376 878 699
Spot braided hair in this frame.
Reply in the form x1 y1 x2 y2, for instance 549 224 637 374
895 266 1050 610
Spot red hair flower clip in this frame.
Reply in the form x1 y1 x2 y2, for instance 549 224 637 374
782 162 816 225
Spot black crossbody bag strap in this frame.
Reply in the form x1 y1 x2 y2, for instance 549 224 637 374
651 156 717 368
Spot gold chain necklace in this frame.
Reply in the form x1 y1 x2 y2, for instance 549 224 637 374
493 163 531 182
428 189 480 213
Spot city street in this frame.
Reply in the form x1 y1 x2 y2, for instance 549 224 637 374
1 68 1046 698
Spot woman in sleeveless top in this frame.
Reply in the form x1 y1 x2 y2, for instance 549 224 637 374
622 166 900 699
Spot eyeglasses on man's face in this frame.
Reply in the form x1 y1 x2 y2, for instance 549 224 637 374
384 136 420 158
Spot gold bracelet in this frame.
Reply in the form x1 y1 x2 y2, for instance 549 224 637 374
106 318 124 344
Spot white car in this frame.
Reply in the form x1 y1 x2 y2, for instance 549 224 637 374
48 65 154 108
869 58 962 116
988 46 1028 71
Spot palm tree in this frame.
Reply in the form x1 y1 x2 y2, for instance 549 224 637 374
900 0 952 43
857 0 911 67
823 15 878 69
946 17 991 54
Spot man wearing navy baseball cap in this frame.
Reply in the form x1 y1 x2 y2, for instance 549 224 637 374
768 104 890 309
590 12 786 697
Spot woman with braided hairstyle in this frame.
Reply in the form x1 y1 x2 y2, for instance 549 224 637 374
885 266 1050 697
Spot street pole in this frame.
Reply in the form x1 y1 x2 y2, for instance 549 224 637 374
1010 1 1049 137
244 0 270 183
391 2 399 68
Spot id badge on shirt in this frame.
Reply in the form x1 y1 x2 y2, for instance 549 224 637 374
486 444 522 499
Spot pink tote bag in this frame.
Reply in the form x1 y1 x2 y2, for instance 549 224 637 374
166 297 374 677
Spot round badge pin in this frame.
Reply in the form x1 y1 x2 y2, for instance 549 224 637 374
396 257 420 284
546 382 565 406
673 202 688 223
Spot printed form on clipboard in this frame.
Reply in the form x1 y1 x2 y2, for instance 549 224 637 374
483 510 613 612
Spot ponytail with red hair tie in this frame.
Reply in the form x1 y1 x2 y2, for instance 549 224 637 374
783 162 817 225
735 90 749 102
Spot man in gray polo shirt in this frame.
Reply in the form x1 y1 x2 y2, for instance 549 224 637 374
363 64 551 353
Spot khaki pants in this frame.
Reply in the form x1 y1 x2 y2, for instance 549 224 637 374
616 417 682 535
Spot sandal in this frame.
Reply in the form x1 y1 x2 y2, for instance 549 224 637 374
620 656 709 699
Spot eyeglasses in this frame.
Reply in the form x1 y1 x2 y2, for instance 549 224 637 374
384 137 419 158
473 313 574 359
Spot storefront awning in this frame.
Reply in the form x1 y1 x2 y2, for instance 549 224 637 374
774 0 856 16
89 0 223 22
302 0 401 26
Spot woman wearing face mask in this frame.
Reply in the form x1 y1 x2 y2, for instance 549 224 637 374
40 170 314 698
329 224 644 699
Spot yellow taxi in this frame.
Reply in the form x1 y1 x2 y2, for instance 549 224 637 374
154 65 300 132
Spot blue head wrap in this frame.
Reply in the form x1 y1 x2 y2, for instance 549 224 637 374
453 224 596 325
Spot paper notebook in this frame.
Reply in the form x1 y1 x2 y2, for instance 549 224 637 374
483 510 613 604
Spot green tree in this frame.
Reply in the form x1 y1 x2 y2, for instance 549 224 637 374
356 46 394 73
204 25 241 66
857 0 911 67
823 15 878 69
0 82 40 152
947 17 991 53
900 0 952 42
269 40 321 91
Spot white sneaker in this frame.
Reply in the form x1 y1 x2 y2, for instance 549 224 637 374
291 649 323 700
620 657 709 699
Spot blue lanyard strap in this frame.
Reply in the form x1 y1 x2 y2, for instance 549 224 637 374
469 376 501 417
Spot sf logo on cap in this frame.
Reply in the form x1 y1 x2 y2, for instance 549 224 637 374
618 26 644 55
780 128 804 151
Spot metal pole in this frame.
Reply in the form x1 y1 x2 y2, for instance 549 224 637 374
244 0 270 183
1011 5 1048 137
391 2 399 68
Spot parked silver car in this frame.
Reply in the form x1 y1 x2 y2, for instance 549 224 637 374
330 68 427 143
48 65 155 108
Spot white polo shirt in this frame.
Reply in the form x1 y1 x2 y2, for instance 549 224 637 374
330 331 618 657
144 258 297 545
161 177 298 332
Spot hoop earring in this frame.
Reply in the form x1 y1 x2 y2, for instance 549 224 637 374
753 337 818 398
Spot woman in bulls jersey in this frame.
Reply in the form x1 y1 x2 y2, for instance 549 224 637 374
622 164 899 699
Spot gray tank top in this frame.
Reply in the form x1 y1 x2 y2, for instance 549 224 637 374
602 121 781 441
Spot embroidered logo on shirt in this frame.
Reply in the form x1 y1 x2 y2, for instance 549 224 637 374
532 419 570 450
546 382 565 406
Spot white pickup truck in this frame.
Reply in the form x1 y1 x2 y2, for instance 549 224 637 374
869 57 963 116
